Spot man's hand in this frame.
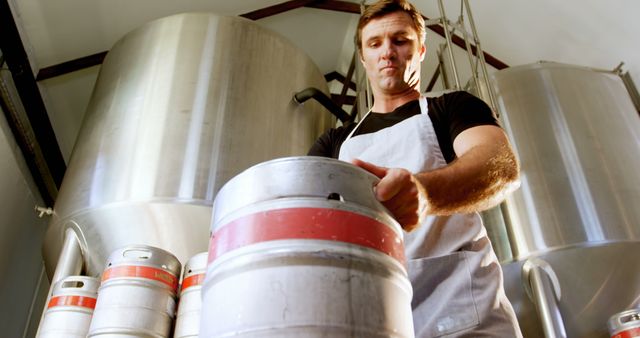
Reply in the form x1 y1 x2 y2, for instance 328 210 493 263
352 159 426 232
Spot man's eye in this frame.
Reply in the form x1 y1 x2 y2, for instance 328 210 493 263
368 42 380 48
394 39 407 45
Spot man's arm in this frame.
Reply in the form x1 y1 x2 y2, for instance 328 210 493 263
353 124 520 231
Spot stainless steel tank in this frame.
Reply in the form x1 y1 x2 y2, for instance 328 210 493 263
42 13 334 277
488 62 640 337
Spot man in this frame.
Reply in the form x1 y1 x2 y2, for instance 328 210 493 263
308 0 523 337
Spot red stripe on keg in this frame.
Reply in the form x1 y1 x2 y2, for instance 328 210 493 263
181 273 205 291
209 207 405 264
47 295 96 309
102 265 178 291
612 327 640 338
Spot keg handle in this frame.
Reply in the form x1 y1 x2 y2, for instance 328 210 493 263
616 312 640 325
122 248 153 260
61 279 85 289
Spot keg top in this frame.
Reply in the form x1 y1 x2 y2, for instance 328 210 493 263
609 309 640 333
184 252 208 274
52 275 100 295
104 245 182 276
212 157 389 227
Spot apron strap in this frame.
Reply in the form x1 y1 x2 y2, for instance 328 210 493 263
345 97 428 142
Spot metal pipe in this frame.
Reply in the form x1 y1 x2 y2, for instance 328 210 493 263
425 66 441 93
522 258 567 338
463 0 498 111
35 229 83 337
620 71 640 114
51 229 83 284
436 45 451 89
456 17 481 94
437 0 461 89
293 87 353 123
499 202 518 260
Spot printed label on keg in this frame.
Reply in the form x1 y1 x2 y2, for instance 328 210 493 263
102 265 178 291
181 273 205 292
47 295 97 309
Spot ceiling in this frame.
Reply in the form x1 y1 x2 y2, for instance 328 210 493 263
2 0 639 203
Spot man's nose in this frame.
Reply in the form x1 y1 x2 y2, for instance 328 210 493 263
381 41 396 59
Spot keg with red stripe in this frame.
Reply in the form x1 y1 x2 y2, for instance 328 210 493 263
609 309 640 338
200 157 414 338
38 276 99 338
88 245 181 337
174 252 207 338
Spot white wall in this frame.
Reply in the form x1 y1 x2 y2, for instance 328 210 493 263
0 82 50 338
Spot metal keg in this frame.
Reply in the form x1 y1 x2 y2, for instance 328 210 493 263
38 276 99 338
88 245 181 337
174 252 208 338
201 156 414 338
608 309 640 338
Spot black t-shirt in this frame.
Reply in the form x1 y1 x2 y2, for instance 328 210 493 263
307 91 498 163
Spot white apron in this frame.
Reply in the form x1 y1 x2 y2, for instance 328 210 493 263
339 97 522 338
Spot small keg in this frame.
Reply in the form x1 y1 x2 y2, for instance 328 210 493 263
201 157 414 338
609 309 640 338
38 276 99 338
88 245 181 338
174 252 208 338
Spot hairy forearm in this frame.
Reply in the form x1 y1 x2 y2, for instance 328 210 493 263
415 143 520 216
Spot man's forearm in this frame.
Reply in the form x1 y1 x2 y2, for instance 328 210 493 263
415 142 520 216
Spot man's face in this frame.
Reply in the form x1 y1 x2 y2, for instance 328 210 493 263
360 11 425 96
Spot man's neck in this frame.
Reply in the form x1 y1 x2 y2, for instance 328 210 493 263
371 89 421 113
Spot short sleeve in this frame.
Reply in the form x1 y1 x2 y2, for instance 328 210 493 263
428 91 500 162
307 124 356 159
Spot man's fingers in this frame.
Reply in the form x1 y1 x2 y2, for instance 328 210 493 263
351 159 388 179
350 160 423 231
375 169 412 201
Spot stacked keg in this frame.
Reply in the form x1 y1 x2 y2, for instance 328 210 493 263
38 276 99 337
88 245 181 337
174 252 208 338
41 246 207 338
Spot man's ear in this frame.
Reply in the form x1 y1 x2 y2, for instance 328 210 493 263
419 44 426 62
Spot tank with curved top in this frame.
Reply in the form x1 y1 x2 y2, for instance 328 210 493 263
42 13 334 277
489 61 640 338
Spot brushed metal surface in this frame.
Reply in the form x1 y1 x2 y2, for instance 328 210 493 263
502 242 640 338
202 157 412 338
88 245 180 337
42 13 333 276
174 252 207 338
212 156 391 229
492 62 640 259
38 276 99 338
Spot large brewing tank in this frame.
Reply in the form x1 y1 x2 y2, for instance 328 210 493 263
490 62 640 337
42 13 334 277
